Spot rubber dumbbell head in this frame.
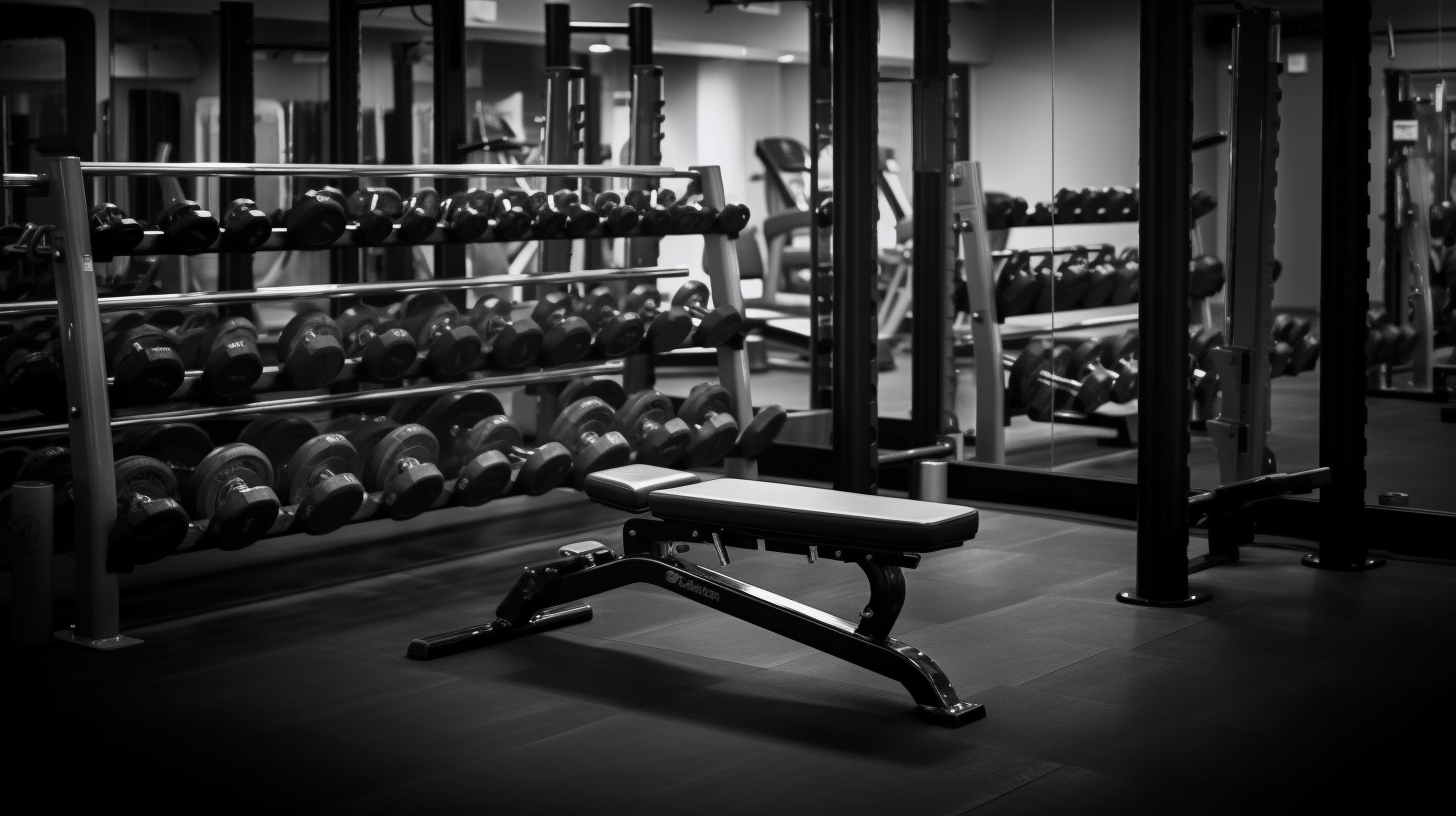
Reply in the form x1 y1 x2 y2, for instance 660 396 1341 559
548 397 633 488
416 390 509 476
182 443 281 550
89 203 146 255
624 285 694 352
1 333 65 417
467 297 544 371
365 423 446 520
397 188 441 244
339 305 417 383
1189 254 1227 299
280 433 366 534
237 414 320 478
110 455 192 564
285 187 349 249
520 190 569 239
103 312 186 405
178 315 264 399
219 198 274 252
592 192 641 237
678 383 742 468
469 189 532 240
530 291 594 367
559 376 628 411
465 414 574 497
401 295 482 378
995 251 1042 317
332 414 401 467
670 280 745 348
156 197 221 253
551 190 602 237
626 188 676 236
278 311 347 390
611 390 693 467
731 405 789 459
346 187 402 246
442 191 491 242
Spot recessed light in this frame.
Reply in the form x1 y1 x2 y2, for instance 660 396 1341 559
777 54 795 63
589 40 612 53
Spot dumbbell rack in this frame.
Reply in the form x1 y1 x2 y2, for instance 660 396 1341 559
1 157 759 650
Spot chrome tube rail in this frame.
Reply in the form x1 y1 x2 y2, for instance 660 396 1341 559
0 362 625 443
0 266 688 318
5 162 699 185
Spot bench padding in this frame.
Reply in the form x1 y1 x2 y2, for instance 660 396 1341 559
584 465 702 512
649 479 979 552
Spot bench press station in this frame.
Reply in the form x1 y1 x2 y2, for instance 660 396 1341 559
408 465 987 727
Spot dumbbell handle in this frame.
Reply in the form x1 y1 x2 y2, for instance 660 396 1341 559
392 456 423 473
308 468 343 488
1000 355 1085 393
120 490 163 510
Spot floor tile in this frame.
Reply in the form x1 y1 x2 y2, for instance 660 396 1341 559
620 612 821 668
940 595 1209 650
949 685 1168 765
1017 648 1274 718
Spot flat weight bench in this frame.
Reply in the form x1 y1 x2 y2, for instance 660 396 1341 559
407 465 986 727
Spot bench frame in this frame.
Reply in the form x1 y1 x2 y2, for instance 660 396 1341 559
409 513 985 727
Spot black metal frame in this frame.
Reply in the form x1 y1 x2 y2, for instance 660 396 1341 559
328 0 363 314
830 0 879 495
808 0 833 411
218 2 257 317
408 518 984 727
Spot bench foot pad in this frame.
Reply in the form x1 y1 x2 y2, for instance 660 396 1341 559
407 603 593 660
917 701 987 728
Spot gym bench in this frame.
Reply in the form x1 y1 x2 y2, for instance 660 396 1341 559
408 465 986 727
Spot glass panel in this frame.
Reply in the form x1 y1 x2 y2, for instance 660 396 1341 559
1368 0 1456 513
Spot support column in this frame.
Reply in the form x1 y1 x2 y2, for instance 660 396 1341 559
219 1 256 318
1307 0 1383 571
911 0 954 450
432 0 467 309
1119 0 1205 607
830 0 878 495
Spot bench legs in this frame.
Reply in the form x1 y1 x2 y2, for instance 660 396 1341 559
408 539 985 728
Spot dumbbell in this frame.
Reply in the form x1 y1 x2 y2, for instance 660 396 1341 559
356 421 446 520
530 291 595 367
1189 254 1226 300
1103 187 1137 222
110 454 194 563
347 187 402 246
518 190 569 239
995 251 1041 317
469 189 533 240
125 423 282 550
671 281 745 348
1272 313 1319 376
1365 310 1402 366
338 305 419 383
1039 249 1097 312
239 415 365 535
441 191 492 242
220 198 275 252
551 190 603 237
1067 339 1138 403
1027 201 1054 227
984 193 1018 230
572 287 647 358
715 202 752 234
417 390 573 500
1004 339 1111 419
1053 188 1089 223
1187 353 1222 422
466 296 544 371
625 188 678 236
102 311 186 406
623 285 694 352
1079 247 1130 309
1189 325 1223 369
397 188 442 244
548 397 634 488
284 187 349 250
1 330 66 417
665 196 720 234
166 310 264 399
676 383 743 467
591 192 642 237
396 292 484 378
88 203 146 256
278 310 348 390
155 194 222 253
558 375 629 414
1108 248 1139 305
610 389 693 467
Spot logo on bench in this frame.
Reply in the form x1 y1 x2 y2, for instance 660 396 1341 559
664 570 720 603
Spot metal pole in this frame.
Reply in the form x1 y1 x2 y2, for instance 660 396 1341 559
1119 0 1204 608
698 164 757 480
830 0 878 495
10 481 54 648
219 1 257 318
328 0 362 314
911 0 954 450
624 4 663 395
1308 0 1384 571
808 0 833 410
432 0 468 310
31 157 139 648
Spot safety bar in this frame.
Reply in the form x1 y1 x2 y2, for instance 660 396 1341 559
1187 467 1332 517
5 163 697 187
877 443 956 467
0 265 688 318
0 361 624 443
991 243 1117 260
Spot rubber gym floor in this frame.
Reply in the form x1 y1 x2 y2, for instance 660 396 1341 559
10 351 1456 814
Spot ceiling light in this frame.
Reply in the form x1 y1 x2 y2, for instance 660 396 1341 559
589 40 612 53
777 54 795 63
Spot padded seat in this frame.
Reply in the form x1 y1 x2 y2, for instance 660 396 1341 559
584 465 701 513
651 479 978 552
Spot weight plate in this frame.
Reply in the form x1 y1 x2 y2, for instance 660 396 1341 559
465 414 525 454
17 446 72 490
549 397 618 454
559 377 628 410
341 416 400 467
112 455 190 563
114 455 180 499
183 443 275 521
282 433 364 534
679 382 734 425
670 280 711 310
454 450 514 506
237 415 318 478
125 423 214 471
612 390 679 442
366 424 440 492
419 390 505 474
